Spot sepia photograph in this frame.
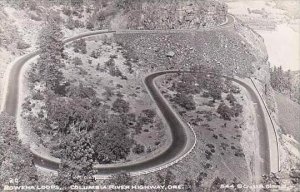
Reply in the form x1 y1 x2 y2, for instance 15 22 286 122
0 0 299 191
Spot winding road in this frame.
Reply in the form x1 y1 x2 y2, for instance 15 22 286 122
0 14 279 180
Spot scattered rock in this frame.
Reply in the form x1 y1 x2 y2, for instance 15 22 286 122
166 51 175 57
28 12 42 21
17 41 30 49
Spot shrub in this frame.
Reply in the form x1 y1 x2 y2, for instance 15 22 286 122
71 0 83 7
290 169 300 184
205 150 212 160
66 84 96 99
103 35 112 45
77 67 88 75
29 13 42 21
91 97 102 107
230 85 241 94
109 172 132 185
28 0 37 10
96 11 105 22
234 149 245 157
86 21 94 30
110 54 118 59
112 98 130 113
22 99 33 112
121 75 128 80
103 87 114 100
109 66 123 77
32 91 44 100
96 63 101 71
90 50 99 59
17 41 30 49
105 58 115 67
73 39 87 54
226 93 236 105
231 103 243 117
62 7 72 16
202 92 210 98
143 109 156 119
74 20 84 28
210 177 226 191
73 57 83 66
132 144 145 154
65 17 75 30
138 109 156 125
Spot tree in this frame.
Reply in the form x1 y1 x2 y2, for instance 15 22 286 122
206 75 223 102
47 97 90 134
93 115 133 163
37 14 64 92
73 57 83 66
217 102 233 120
270 66 292 94
192 65 223 101
46 96 106 134
55 131 95 190
0 113 38 188
172 93 196 110
174 73 200 94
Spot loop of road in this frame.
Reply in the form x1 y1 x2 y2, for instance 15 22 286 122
0 14 279 179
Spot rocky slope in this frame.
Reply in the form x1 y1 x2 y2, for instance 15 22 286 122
122 0 228 29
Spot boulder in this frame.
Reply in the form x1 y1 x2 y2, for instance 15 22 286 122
166 51 175 57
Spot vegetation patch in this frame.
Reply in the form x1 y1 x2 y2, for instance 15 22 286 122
155 65 250 187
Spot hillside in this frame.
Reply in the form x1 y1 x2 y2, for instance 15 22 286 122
116 0 228 29
115 25 268 79
0 0 287 190
0 0 270 106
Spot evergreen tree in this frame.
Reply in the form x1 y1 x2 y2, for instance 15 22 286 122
37 13 64 92
0 113 38 188
55 131 95 190
270 66 292 94
93 115 133 163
